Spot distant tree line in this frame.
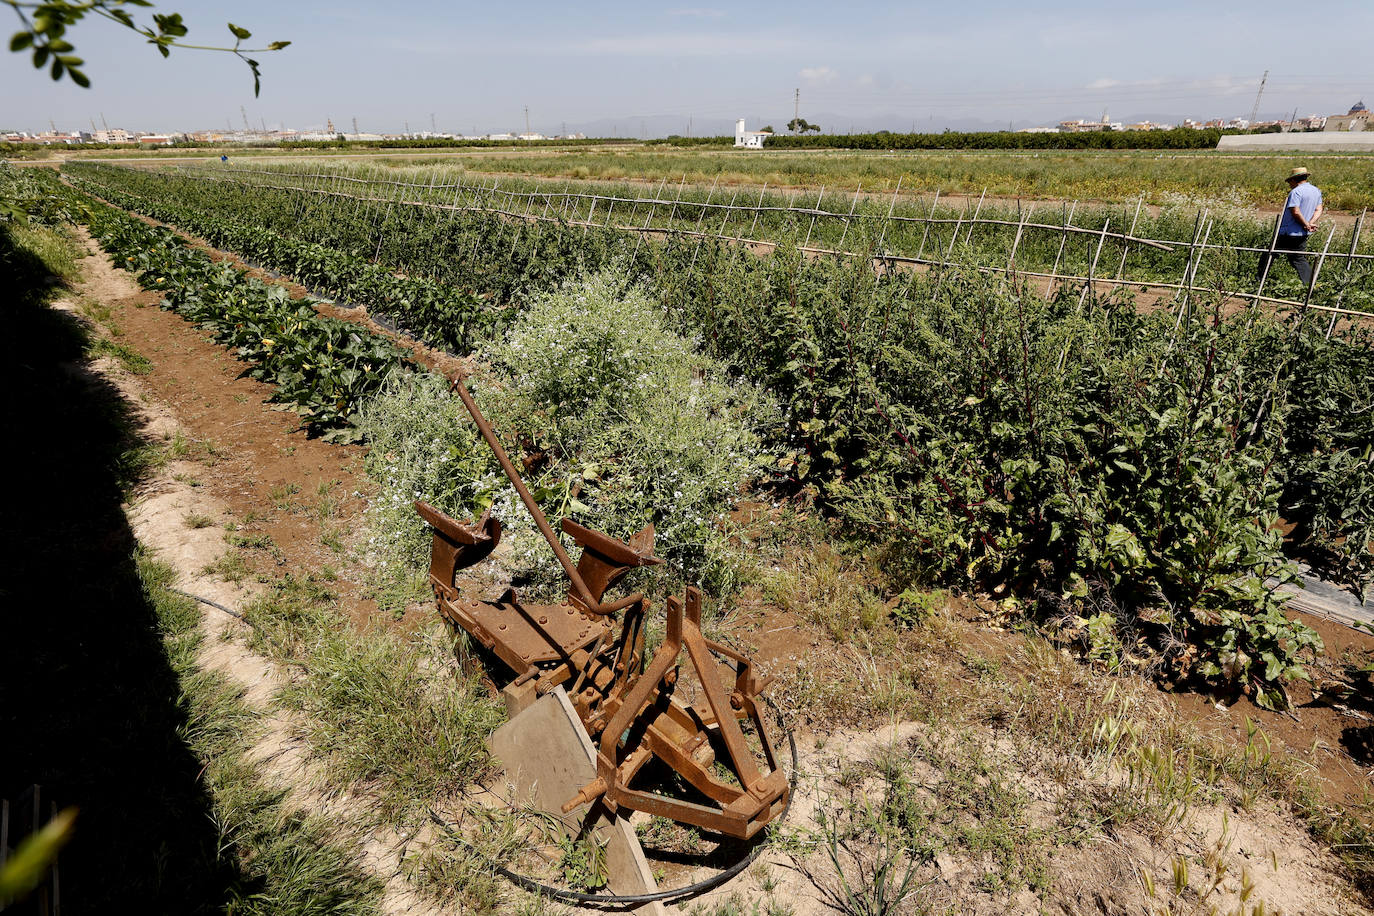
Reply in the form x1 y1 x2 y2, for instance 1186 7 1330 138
276 137 645 150
760 128 1228 151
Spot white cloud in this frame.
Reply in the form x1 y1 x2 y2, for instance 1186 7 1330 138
799 66 838 86
1086 77 1120 90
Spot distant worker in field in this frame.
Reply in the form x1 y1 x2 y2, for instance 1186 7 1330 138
1258 166 1322 286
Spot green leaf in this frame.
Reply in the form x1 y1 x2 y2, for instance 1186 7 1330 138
0 808 77 899
227 22 252 40
10 31 34 52
267 40 291 50
68 67 89 88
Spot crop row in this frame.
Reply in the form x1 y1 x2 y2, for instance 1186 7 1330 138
78 190 410 441
66 170 509 354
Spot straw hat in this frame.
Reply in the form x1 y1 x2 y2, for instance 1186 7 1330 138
1286 166 1310 182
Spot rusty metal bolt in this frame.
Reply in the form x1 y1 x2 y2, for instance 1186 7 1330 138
730 692 744 710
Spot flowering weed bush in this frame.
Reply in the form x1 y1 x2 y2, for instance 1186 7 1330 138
484 271 780 592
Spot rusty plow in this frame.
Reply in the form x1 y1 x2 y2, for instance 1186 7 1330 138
415 377 791 840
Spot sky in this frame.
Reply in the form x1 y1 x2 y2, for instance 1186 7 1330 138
3 0 1371 135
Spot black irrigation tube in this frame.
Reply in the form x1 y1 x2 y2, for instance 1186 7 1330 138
427 701 800 907
169 587 244 619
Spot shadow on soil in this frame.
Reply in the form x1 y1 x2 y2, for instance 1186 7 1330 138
0 227 239 913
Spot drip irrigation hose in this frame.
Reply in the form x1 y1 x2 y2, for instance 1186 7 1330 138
427 698 799 906
169 587 244 619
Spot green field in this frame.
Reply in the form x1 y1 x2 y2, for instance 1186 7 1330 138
42 143 1374 212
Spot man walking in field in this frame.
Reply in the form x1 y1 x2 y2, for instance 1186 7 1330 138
1258 166 1322 287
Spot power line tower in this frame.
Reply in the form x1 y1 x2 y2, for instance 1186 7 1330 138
430 112 436 133
1248 69 1269 124
524 105 530 138
794 87 799 125
352 116 359 137
241 105 251 133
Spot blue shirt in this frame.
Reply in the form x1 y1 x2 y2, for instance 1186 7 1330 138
1280 182 1321 236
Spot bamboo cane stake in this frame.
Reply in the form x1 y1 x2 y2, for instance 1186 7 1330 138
748 182 768 237
914 190 940 264
1300 224 1337 311
1327 208 1365 338
1046 201 1077 298
837 184 863 250
964 186 987 245
1115 196 1143 280
1173 216 1212 335
874 176 904 257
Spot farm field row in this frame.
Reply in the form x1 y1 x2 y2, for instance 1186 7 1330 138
49 144 1374 212
8 161 1374 913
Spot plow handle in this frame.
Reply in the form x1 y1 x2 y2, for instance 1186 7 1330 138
448 376 598 609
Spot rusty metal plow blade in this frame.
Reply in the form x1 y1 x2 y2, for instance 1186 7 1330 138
414 376 790 840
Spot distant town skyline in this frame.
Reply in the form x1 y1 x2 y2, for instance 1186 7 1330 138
2 0 1370 137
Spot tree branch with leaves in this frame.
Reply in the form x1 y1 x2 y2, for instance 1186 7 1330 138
6 0 289 94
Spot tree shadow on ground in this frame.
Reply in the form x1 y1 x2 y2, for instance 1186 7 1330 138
0 227 242 913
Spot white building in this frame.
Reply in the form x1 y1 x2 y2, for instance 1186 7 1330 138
734 119 772 149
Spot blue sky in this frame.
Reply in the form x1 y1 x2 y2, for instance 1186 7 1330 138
3 0 1371 134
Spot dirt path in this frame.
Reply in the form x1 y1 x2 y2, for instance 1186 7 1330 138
64 227 448 915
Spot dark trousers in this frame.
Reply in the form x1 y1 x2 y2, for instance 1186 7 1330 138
1257 233 1313 287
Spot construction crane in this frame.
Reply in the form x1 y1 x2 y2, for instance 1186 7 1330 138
1248 70 1269 125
